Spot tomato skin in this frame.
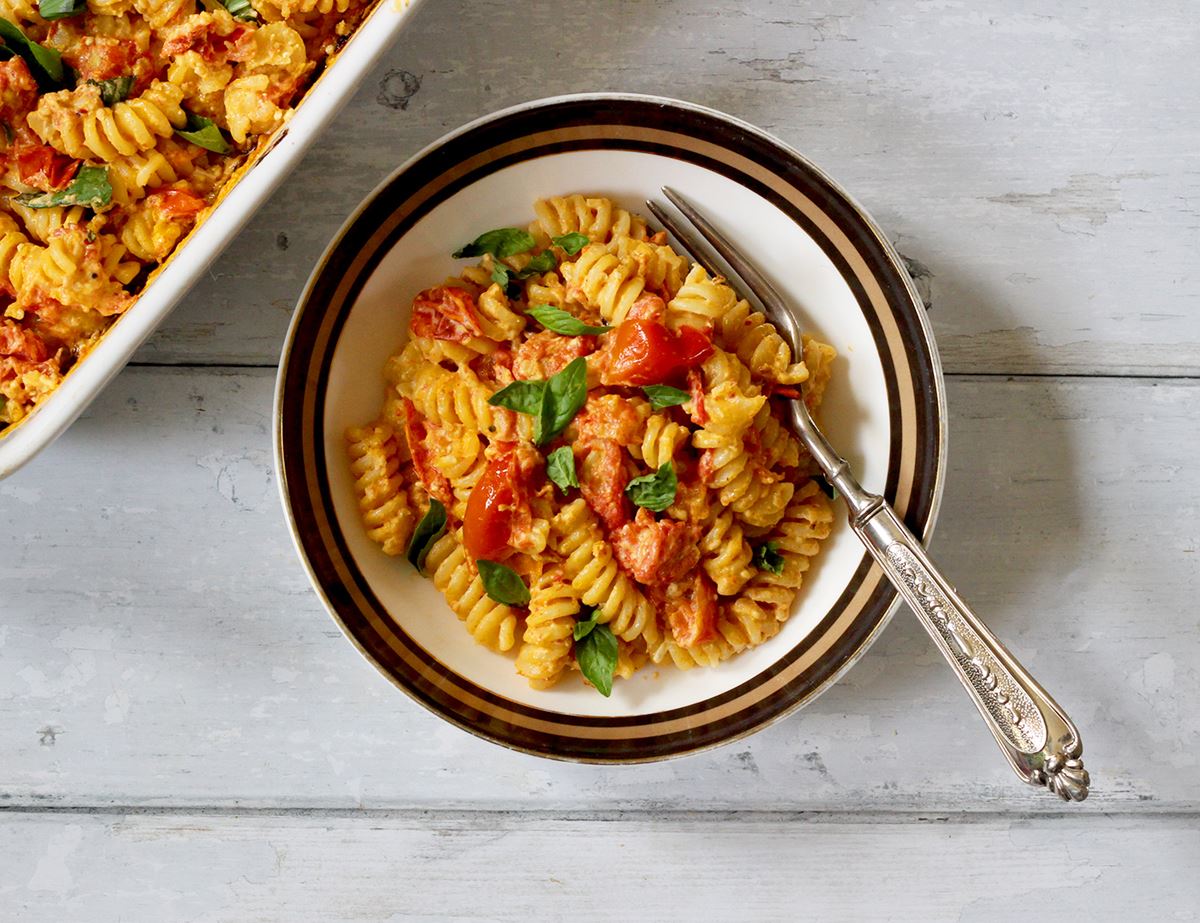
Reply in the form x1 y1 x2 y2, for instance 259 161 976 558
16 143 80 191
150 188 207 218
605 319 713 386
401 399 452 505
409 286 484 343
464 449 518 562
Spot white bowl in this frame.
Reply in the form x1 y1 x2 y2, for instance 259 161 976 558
276 94 946 761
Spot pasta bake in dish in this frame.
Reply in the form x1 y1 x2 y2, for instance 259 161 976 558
347 194 837 695
0 0 376 429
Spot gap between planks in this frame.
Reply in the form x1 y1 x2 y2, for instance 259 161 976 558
1 805 1196 822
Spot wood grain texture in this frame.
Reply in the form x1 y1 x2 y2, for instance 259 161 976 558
1 810 1196 921
3 369 1196 811
129 0 1200 375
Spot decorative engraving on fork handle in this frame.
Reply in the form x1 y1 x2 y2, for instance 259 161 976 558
885 543 1047 754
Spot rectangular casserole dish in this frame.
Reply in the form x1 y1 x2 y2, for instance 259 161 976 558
0 0 424 479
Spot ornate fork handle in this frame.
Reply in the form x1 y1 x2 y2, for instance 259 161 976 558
646 187 1089 800
850 494 1089 800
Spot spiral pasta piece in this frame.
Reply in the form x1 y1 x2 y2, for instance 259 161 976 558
608 234 687 297
534 194 648 245
389 343 496 434
7 204 87 245
426 531 519 653
693 427 794 530
699 507 756 596
515 569 580 689
561 243 645 325
636 414 689 469
551 499 659 646
344 421 415 556
0 214 30 296
29 81 187 163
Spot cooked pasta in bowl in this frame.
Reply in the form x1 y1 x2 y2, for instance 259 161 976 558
276 95 946 761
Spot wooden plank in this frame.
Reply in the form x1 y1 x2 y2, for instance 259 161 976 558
130 0 1200 375
1 810 1196 921
3 368 1195 811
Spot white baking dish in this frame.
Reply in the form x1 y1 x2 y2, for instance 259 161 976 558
0 0 424 479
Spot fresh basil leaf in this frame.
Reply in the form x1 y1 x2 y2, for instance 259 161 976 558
535 356 588 446
527 304 611 337
751 540 785 576
642 384 691 412
625 462 677 512
576 621 617 696
477 559 530 606
14 165 111 209
176 112 230 154
525 249 556 273
572 606 600 641
490 262 510 288
219 0 258 20
545 445 578 493
452 227 535 260
37 0 84 20
551 232 589 256
406 498 447 573
0 18 65 88
87 75 133 106
814 473 838 501
488 379 545 416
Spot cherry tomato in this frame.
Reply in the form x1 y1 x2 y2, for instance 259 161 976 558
401 400 451 505
16 144 80 191
605 319 713 386
409 286 484 344
665 571 718 647
464 449 519 562
150 188 207 218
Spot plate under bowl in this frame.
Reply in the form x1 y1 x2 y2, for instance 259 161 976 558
275 93 946 762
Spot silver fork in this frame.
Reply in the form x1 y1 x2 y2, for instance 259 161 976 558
648 187 1090 801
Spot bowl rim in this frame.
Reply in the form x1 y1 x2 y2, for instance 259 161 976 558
273 91 948 763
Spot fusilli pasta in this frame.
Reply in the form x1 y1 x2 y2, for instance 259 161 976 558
347 196 838 692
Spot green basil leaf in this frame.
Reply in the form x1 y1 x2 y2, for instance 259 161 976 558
0 18 65 88
452 227 535 260
576 621 617 696
525 249 556 273
87 75 133 106
535 356 588 446
488 379 545 416
751 540 785 576
551 232 589 255
642 384 691 411
176 112 230 154
490 262 511 288
527 304 611 337
814 473 838 501
37 0 85 20
219 0 258 20
545 445 578 493
13 165 111 209
572 606 600 641
477 559 530 606
625 462 677 512
406 498 447 573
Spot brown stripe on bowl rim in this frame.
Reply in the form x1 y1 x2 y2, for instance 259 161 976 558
275 94 946 762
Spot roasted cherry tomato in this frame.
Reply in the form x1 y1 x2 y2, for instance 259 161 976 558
463 448 519 562
409 285 484 344
663 571 718 647
150 188 208 218
16 143 80 192
605 319 713 386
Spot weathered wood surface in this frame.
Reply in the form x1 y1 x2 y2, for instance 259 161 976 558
4 1 1197 916
2 811 1197 921
133 0 1200 376
4 370 1195 812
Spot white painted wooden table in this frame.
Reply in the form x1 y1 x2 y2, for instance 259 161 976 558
3 2 1198 919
